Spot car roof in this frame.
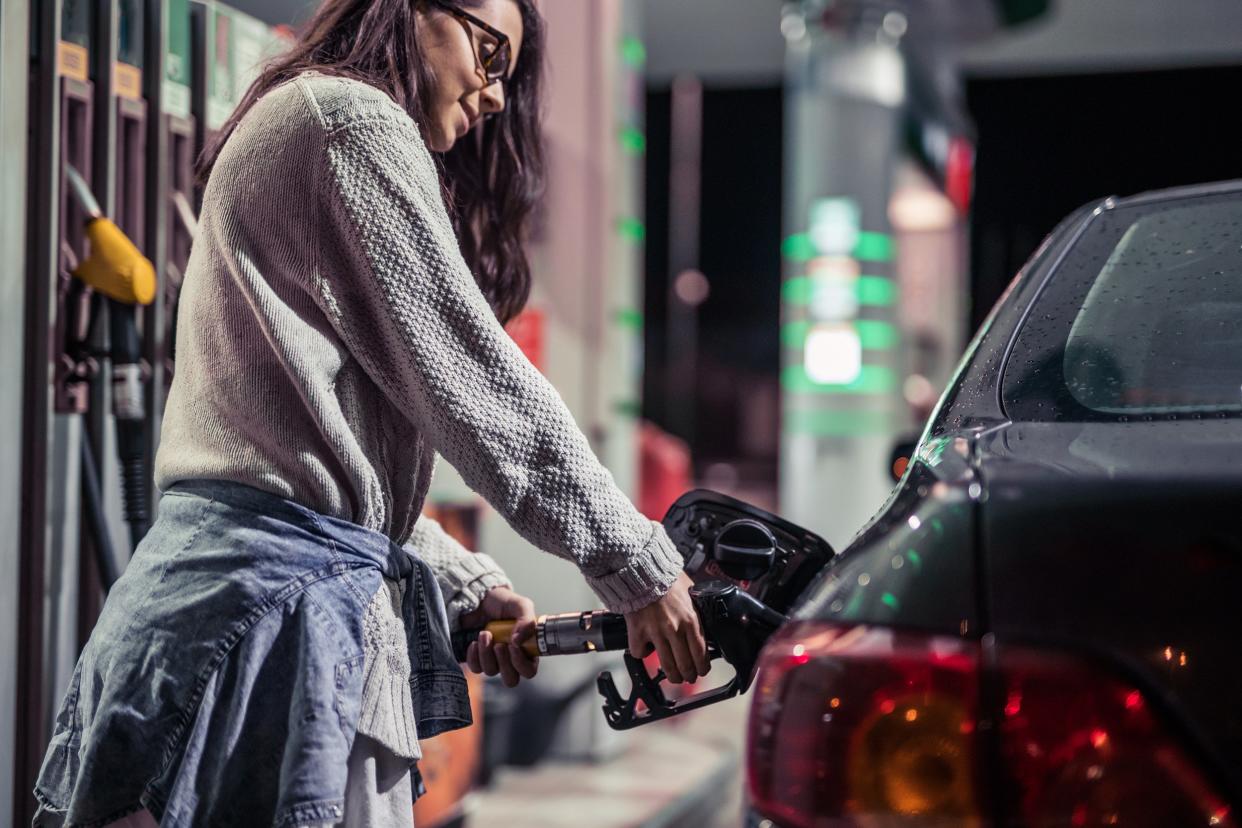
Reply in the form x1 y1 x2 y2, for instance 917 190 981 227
1104 177 1242 211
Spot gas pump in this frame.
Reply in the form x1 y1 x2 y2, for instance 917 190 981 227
16 2 170 821
165 0 197 397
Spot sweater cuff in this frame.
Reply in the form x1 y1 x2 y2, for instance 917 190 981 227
441 552 512 632
585 521 686 614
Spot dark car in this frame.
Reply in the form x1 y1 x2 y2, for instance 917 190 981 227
746 181 1242 827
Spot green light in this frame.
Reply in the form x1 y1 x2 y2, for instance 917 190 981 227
621 36 646 68
930 518 944 536
781 276 812 304
906 549 923 569
615 308 643 330
782 275 896 307
853 231 894 262
613 399 641 418
855 320 898 349
620 126 646 155
881 592 900 610
781 364 896 395
781 233 816 262
617 217 645 242
856 276 896 306
783 409 894 436
781 320 897 351
781 320 810 348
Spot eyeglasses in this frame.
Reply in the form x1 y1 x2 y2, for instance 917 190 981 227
429 0 512 87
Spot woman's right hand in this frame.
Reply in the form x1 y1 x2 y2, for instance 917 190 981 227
624 571 711 684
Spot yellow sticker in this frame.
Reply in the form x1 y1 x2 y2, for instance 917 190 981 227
57 41 89 82
114 63 143 101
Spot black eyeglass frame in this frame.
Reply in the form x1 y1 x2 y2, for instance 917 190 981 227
428 0 513 87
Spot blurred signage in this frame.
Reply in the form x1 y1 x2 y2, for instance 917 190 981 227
163 0 192 118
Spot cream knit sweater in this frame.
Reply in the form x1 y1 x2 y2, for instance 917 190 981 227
155 70 683 621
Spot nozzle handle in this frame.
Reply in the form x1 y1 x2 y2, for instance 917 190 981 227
452 620 540 663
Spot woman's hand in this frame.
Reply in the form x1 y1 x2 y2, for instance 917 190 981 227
459 586 539 688
624 571 711 684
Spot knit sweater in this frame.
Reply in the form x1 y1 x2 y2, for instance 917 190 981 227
154 69 683 618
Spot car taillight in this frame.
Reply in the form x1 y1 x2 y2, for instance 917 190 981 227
747 623 1236 828
747 622 985 827
999 648 1234 828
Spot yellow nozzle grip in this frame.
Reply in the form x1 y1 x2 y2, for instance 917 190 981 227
73 217 157 306
480 620 540 659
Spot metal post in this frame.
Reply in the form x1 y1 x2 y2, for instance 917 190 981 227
16 0 63 819
2 0 33 820
664 75 702 445
779 2 907 546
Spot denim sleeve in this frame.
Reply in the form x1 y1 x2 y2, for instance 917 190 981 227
405 513 509 632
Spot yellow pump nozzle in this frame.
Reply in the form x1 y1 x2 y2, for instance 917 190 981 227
73 217 157 306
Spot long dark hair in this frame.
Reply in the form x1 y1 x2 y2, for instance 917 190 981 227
195 0 546 324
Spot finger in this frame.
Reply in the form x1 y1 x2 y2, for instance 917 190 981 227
627 624 650 660
510 640 538 679
653 635 684 684
494 643 520 688
667 630 699 684
466 641 482 674
688 618 711 676
479 631 501 676
512 613 538 650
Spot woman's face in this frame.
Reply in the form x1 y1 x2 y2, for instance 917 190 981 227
417 0 524 153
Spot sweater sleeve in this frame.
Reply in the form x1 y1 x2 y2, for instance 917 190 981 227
313 108 684 614
406 513 511 632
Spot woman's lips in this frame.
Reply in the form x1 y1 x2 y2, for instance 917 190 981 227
457 105 470 137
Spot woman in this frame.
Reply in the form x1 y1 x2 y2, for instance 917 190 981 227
32 0 708 825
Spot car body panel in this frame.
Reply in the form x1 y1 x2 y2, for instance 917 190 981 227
780 180 1242 817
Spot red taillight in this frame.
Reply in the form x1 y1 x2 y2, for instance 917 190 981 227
746 623 1236 828
999 648 1235 828
747 623 985 827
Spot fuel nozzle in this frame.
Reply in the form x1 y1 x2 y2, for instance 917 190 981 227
451 610 629 663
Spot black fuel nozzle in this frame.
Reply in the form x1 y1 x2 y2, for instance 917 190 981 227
596 581 786 730
454 490 834 730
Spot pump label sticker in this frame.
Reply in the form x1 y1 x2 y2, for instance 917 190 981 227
57 42 89 82
114 63 143 101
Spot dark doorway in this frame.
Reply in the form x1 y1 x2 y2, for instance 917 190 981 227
643 84 783 482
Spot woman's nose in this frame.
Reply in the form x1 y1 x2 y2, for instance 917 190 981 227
479 80 505 116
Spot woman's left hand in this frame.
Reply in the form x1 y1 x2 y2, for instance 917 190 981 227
459 586 540 687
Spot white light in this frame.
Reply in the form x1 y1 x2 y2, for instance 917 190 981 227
804 325 861 384
882 11 908 39
780 13 806 42
673 269 710 306
810 279 859 321
888 187 957 232
903 373 936 407
907 515 921 530
809 198 860 256
807 257 860 321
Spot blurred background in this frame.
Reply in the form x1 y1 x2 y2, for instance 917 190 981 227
3 0 1242 825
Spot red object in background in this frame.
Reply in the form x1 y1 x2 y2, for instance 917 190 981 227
638 420 692 521
638 421 695 700
505 308 544 372
414 503 484 828
946 136 975 214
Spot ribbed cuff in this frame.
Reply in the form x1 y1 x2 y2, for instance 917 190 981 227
585 521 685 614
443 552 511 632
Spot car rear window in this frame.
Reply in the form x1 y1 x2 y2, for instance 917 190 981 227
1002 193 1242 421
